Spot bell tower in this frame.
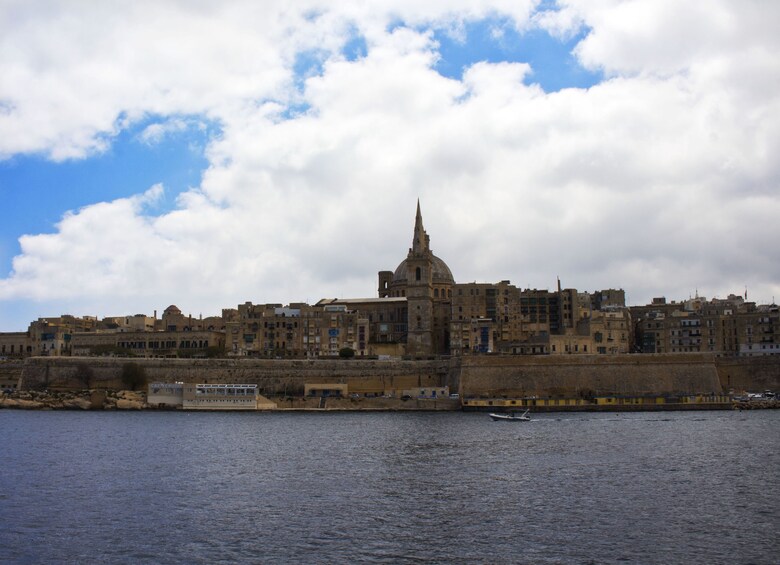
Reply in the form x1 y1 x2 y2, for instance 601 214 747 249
405 200 434 356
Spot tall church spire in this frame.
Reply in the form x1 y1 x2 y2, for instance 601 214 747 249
412 199 429 254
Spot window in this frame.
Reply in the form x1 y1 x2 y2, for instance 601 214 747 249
415 267 421 281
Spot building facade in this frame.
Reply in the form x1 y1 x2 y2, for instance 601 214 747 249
2 202 776 360
377 201 454 356
631 295 780 357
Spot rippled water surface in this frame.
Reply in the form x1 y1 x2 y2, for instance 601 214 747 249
1 410 778 564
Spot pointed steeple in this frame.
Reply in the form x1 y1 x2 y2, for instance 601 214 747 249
412 199 429 254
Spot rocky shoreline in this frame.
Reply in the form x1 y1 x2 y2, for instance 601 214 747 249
0 389 146 410
733 398 779 410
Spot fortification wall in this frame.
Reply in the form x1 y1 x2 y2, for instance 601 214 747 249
715 356 780 392
459 354 723 398
20 357 456 395
0 362 24 389
19 353 778 399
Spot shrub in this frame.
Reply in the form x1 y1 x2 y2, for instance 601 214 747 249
338 347 355 359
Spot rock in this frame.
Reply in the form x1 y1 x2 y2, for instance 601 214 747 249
116 399 144 410
0 398 45 409
117 390 145 401
61 397 92 410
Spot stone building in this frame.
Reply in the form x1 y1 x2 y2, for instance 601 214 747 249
226 301 369 358
450 281 521 355
449 278 630 356
70 329 225 358
631 295 780 356
26 315 100 356
100 314 155 333
314 298 398 355
0 332 30 358
376 201 454 356
158 304 224 332
6 200 774 360
589 307 631 355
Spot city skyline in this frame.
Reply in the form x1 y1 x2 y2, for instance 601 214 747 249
1 1 779 332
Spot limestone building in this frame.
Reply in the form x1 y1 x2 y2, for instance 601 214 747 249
226 301 369 358
0 332 29 358
5 200 775 360
377 201 454 356
631 295 780 356
70 329 225 358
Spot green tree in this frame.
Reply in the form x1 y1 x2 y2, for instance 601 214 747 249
121 362 147 391
338 347 355 359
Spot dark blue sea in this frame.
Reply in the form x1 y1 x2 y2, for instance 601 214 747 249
1 410 777 564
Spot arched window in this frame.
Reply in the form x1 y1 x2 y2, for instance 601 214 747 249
415 267 421 281
434 288 439 298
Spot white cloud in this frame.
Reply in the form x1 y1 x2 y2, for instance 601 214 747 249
1 0 779 329
138 118 190 145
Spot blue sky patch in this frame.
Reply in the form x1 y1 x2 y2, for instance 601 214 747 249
0 116 215 275
433 18 601 92
342 32 368 62
293 49 328 89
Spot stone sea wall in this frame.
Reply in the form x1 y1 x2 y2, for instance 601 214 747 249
715 356 780 393
19 357 456 396
16 353 780 398
459 353 725 398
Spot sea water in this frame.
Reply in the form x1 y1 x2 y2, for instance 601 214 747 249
1 410 777 564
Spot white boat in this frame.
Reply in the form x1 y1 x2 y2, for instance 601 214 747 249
489 410 531 422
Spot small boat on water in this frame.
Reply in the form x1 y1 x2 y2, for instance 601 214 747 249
489 410 531 422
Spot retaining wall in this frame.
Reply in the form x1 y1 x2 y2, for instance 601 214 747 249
459 353 724 398
0 362 24 389
715 356 780 392
20 357 457 395
18 353 780 398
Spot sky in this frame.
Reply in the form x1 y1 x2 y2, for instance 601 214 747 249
1 0 779 331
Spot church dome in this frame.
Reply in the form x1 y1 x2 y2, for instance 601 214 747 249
392 254 454 284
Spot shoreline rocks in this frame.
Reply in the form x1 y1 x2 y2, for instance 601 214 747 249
733 398 779 410
0 389 147 410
